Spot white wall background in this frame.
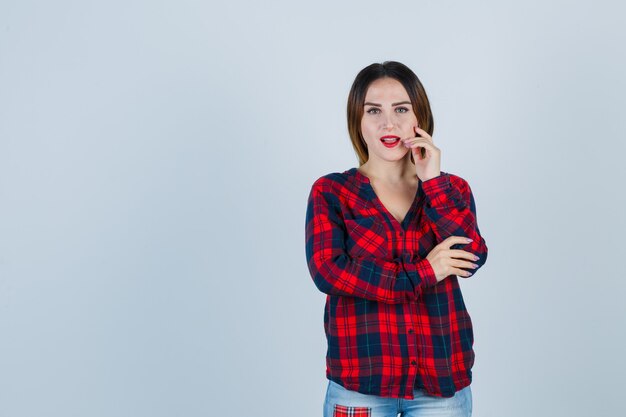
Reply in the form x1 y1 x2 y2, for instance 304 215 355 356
1 1 624 416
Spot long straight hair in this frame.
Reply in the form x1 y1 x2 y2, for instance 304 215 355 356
347 61 434 166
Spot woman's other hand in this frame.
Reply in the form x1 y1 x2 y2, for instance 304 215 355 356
401 125 441 182
425 236 479 282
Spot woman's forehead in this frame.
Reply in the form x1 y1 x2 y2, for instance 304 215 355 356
365 78 410 102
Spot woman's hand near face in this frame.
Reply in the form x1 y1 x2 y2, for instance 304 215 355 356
401 126 441 181
426 236 479 282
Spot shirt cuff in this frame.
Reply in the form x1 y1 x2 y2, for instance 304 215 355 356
401 253 438 290
421 173 451 194
420 173 464 209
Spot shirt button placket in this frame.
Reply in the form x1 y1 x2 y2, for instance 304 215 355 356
406 328 417 367
407 328 417 366
405 304 420 396
406 353 419 398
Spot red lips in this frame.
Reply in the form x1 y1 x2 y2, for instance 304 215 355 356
380 135 400 148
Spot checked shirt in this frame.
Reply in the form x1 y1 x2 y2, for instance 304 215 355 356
305 167 488 399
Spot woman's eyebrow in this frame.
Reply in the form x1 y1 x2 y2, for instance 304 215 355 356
364 101 411 107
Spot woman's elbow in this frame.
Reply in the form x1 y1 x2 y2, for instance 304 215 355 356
307 257 336 295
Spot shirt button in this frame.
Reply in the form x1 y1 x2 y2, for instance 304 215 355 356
411 359 417 366
408 329 414 334
399 231 404 236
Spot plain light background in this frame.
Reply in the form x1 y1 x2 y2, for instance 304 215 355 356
1 1 625 416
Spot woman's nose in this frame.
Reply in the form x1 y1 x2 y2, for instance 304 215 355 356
382 114 395 129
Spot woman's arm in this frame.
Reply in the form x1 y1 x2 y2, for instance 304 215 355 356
305 180 438 304
420 173 488 270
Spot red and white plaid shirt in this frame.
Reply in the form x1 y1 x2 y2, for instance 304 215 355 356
305 167 488 399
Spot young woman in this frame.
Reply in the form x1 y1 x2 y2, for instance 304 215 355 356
305 61 488 417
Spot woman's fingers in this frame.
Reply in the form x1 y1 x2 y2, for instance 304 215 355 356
428 237 478 282
403 136 434 146
402 138 438 154
450 249 479 275
450 249 479 261
453 259 479 270
413 125 432 140
401 126 432 146
456 268 474 278
440 236 473 249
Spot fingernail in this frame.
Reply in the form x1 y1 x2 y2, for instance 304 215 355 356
466 238 473 242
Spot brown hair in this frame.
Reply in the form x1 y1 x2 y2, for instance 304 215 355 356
347 61 434 166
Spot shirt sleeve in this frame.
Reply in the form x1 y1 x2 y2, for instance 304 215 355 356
420 173 489 270
305 181 438 304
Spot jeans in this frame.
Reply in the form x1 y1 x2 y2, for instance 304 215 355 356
323 379 472 417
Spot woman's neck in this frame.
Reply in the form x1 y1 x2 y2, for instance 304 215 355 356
358 158 417 184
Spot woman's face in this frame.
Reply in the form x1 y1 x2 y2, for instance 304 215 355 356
360 77 418 162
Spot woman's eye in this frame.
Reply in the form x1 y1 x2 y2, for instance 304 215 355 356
366 108 380 114
396 107 409 113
